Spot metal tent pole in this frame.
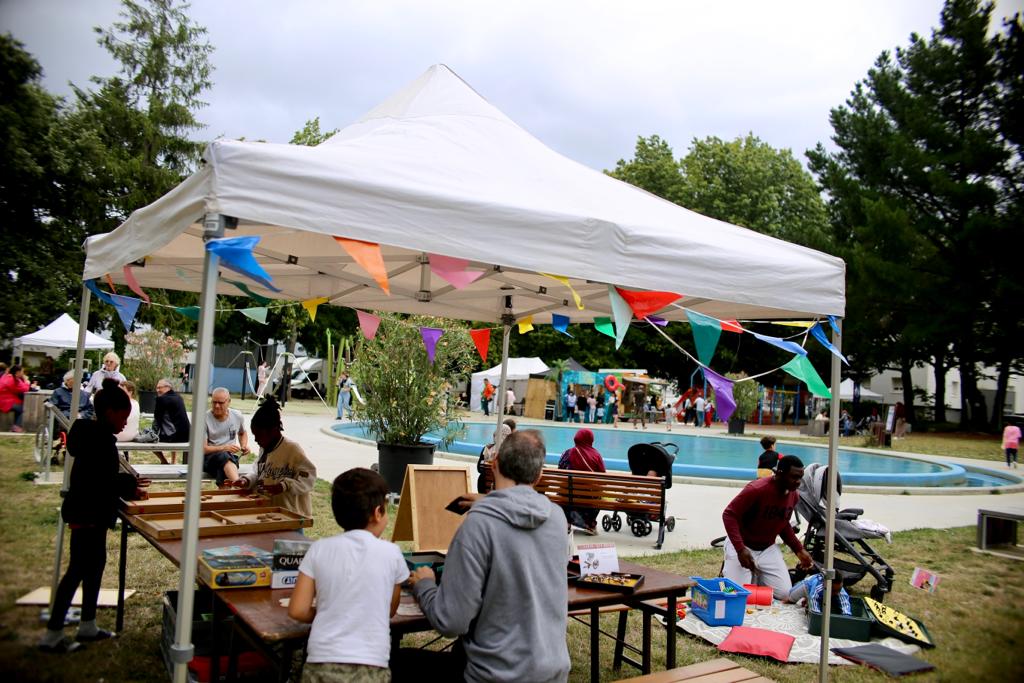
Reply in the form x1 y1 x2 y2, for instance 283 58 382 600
818 318 843 681
49 285 92 613
171 214 223 683
494 297 513 447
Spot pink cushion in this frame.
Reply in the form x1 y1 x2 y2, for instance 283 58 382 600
718 625 795 662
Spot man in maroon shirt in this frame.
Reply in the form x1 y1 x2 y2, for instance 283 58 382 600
722 454 814 599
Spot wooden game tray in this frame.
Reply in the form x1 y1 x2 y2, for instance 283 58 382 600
129 507 312 539
120 489 271 515
572 572 646 594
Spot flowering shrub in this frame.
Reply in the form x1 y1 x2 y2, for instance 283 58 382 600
350 314 476 445
123 329 189 391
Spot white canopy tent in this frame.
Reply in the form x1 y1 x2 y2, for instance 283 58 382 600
72 65 848 681
839 378 883 401
469 357 549 411
12 313 113 357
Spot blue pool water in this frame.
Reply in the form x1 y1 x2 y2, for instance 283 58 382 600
332 422 1019 488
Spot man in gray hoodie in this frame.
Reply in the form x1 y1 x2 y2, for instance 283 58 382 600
410 430 570 682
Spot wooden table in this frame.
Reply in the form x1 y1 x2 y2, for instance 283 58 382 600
614 657 774 682
119 514 693 683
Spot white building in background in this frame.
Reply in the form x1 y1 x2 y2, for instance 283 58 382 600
865 364 1023 419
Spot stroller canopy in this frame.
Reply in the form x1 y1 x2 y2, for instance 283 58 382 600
627 442 677 487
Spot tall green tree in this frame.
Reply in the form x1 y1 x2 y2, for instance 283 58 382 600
607 134 684 203
808 0 1023 429
0 35 72 341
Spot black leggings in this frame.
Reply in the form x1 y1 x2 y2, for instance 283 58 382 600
48 526 107 630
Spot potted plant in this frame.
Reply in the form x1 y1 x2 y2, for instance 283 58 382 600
349 313 477 494
122 329 189 412
725 372 761 435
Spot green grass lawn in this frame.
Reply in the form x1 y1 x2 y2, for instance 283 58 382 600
1 435 1021 682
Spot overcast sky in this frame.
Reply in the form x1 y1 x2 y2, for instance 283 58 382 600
2 0 1021 171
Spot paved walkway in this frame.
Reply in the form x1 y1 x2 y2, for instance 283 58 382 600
280 410 1024 557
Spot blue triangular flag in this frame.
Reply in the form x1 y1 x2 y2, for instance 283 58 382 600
109 294 141 332
752 332 808 356
810 323 848 365
206 236 281 292
552 313 573 338
828 315 841 336
85 279 115 305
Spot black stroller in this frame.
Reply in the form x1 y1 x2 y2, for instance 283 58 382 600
792 462 895 601
601 442 677 538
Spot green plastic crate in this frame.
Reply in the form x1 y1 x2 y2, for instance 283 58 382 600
808 596 872 642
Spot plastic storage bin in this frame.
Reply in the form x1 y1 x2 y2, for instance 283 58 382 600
689 577 751 626
807 596 873 641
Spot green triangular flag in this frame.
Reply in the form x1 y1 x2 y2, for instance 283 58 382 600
685 310 722 366
594 317 616 339
781 355 831 398
175 306 200 321
239 307 268 324
607 285 632 349
226 279 273 305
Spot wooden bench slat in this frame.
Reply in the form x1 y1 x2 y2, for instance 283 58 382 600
613 658 772 683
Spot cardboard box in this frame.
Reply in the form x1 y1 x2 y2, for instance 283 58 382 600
198 555 272 590
271 539 313 589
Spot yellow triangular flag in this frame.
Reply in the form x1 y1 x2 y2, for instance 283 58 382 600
775 321 814 328
541 273 584 310
301 296 329 322
517 315 534 334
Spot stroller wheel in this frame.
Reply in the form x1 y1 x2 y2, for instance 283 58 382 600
666 516 676 532
611 515 622 532
601 515 613 532
631 518 653 537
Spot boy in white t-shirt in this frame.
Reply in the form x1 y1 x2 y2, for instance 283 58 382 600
288 468 409 682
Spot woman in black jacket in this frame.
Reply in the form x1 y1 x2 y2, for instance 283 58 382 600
39 379 149 653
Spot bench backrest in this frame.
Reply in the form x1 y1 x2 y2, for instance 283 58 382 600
480 465 664 514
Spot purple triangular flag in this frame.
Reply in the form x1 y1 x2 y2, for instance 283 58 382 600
645 315 669 327
703 367 737 422
420 327 444 364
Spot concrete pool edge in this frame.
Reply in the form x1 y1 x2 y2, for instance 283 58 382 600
323 423 1024 495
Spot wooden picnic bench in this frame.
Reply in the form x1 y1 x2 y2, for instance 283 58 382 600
614 657 774 682
481 466 673 548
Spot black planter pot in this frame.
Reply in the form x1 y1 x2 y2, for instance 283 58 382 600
138 390 157 414
377 442 436 495
727 417 746 435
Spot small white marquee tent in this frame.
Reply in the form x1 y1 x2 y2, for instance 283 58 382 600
12 313 113 357
839 378 883 401
469 357 549 411
73 65 849 681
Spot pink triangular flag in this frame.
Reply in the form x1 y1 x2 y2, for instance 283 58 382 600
430 253 486 289
357 310 381 340
420 327 444 363
122 265 150 304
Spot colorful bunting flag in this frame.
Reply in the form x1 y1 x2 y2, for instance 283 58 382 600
301 296 329 322
551 313 573 337
469 328 490 362
645 316 669 327
122 265 150 304
84 279 115 305
109 294 141 332
420 327 444 363
594 317 616 339
226 279 273 305
205 235 281 292
356 310 381 340
781 355 831 398
430 253 485 289
828 315 841 336
752 332 808 356
175 306 200 321
607 285 632 349
810 323 848 365
517 316 534 334
614 288 681 319
686 310 722 366
703 367 737 422
240 307 269 324
542 274 584 310
775 321 814 328
335 237 390 295
720 319 744 333
105 274 118 294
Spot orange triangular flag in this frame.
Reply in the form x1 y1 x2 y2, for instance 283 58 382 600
334 237 390 295
469 329 490 362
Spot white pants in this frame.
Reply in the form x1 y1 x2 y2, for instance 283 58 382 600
723 538 793 600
